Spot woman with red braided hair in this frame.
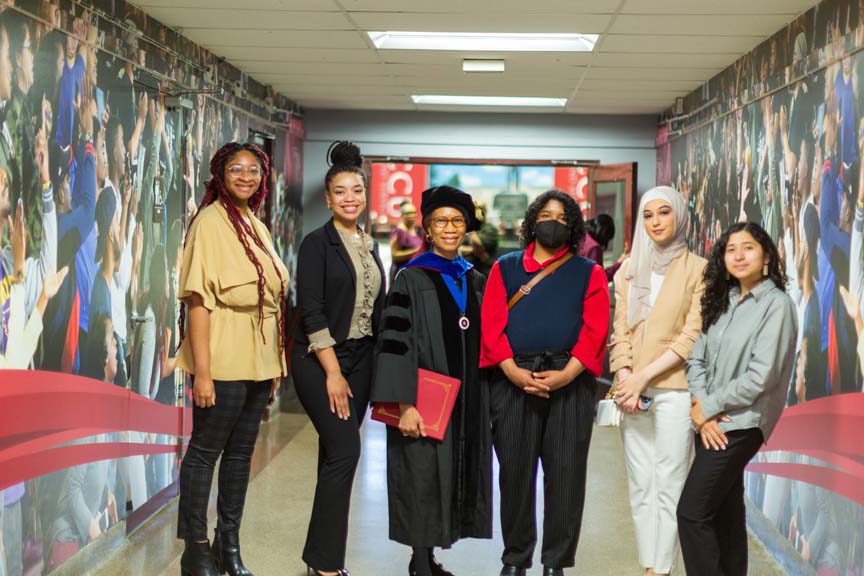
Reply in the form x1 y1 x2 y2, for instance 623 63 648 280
175 142 289 576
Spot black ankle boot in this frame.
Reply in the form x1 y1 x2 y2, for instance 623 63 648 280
428 551 454 576
180 540 220 576
212 531 253 576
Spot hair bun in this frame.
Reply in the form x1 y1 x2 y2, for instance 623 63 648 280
328 141 363 169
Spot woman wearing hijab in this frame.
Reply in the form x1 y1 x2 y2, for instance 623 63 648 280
371 186 492 576
480 190 610 576
608 186 706 576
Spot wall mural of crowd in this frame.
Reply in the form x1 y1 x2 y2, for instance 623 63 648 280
662 0 864 573
0 1 304 574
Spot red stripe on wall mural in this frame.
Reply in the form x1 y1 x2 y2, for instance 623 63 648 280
745 462 864 506
748 394 864 505
0 442 176 491
0 370 191 490
0 370 190 438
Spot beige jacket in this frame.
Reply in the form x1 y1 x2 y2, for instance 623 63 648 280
177 202 289 381
609 251 706 390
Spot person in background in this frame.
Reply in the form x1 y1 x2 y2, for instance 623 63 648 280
608 186 706 576
389 200 425 285
460 200 499 277
678 222 797 576
176 142 288 576
292 141 385 576
480 190 610 576
580 214 627 282
372 185 491 576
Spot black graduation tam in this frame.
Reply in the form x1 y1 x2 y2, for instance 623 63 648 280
420 186 482 232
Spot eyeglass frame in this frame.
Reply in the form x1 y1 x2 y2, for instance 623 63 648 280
226 165 263 178
428 216 467 229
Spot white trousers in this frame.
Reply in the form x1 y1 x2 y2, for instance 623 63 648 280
621 388 693 574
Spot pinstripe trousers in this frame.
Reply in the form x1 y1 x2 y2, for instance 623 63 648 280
491 352 596 570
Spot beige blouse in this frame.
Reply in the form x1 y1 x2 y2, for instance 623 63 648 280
308 227 382 351
176 201 289 381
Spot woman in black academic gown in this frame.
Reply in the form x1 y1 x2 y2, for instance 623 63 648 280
372 186 492 576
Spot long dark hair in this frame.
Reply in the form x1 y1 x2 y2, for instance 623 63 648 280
520 189 585 251
701 222 786 331
325 141 364 190
178 142 287 375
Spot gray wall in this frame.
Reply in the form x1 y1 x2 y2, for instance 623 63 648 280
302 109 658 234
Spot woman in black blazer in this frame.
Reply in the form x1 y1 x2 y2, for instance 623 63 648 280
292 142 385 576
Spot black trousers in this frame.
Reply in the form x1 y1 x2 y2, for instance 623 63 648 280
491 352 596 569
291 337 374 571
177 379 271 541
676 427 764 576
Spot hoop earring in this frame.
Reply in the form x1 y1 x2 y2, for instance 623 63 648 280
426 234 432 243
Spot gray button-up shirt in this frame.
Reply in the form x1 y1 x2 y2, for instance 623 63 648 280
687 279 798 441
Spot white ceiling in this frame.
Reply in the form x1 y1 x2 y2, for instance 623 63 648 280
134 0 820 115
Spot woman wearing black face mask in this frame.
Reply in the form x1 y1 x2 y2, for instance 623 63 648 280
480 190 610 576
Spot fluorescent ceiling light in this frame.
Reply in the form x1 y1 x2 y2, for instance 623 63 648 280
411 95 567 107
368 31 598 52
463 59 505 73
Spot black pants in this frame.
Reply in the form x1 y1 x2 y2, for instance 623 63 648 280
491 352 596 569
177 379 271 541
677 427 764 576
291 337 374 571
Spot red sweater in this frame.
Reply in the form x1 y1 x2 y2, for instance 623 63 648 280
479 243 610 376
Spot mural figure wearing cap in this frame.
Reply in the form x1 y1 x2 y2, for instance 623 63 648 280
292 141 385 576
480 189 610 576
371 185 492 576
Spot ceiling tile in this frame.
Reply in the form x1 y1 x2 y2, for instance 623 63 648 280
139 8 353 31
219 47 380 63
299 97 415 110
137 0 335 9
340 0 621 12
349 12 612 33
377 50 594 66
271 75 402 87
600 35 763 54
182 29 368 49
586 66 721 81
609 14 793 36
592 52 745 68
620 0 818 15
239 61 388 76
578 78 702 92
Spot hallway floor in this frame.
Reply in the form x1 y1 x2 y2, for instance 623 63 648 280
81 410 784 576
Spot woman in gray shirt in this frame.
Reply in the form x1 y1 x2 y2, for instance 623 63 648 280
676 222 797 576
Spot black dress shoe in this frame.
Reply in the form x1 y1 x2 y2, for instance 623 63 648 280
429 552 454 576
180 540 220 576
542 567 564 576
307 567 349 576
499 565 526 576
212 531 253 576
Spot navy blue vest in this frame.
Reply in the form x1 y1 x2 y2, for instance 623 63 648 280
498 250 594 355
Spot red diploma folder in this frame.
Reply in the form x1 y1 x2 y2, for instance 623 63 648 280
371 369 462 441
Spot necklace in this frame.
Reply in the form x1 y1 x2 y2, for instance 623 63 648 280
441 274 469 330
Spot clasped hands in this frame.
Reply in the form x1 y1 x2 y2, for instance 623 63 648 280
501 358 575 399
689 397 731 451
613 368 649 414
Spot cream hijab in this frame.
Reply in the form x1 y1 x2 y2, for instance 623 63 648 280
625 186 689 328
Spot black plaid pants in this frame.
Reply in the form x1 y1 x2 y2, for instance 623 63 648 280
177 379 271 541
